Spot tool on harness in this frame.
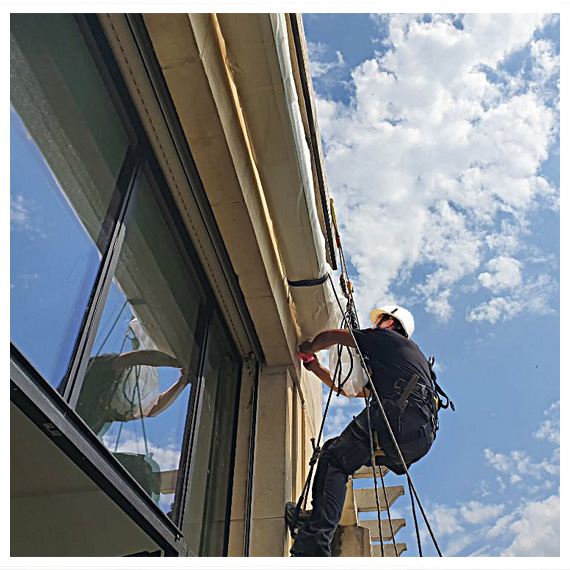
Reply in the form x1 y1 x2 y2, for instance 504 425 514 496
396 373 419 409
309 437 321 467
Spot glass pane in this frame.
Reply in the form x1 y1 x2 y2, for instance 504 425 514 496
10 14 130 388
184 313 241 556
75 167 207 517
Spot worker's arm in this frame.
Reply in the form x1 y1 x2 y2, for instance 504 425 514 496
302 353 370 398
111 349 181 373
145 369 191 417
303 355 347 396
126 369 191 420
299 329 356 354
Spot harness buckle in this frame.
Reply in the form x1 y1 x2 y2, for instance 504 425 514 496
396 374 420 409
394 377 407 391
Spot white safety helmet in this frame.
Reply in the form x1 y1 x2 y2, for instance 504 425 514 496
370 305 415 338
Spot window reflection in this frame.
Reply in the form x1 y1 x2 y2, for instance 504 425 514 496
10 14 245 549
10 13 130 388
76 166 207 515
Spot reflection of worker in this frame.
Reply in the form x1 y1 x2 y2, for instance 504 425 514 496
76 349 189 435
289 306 439 557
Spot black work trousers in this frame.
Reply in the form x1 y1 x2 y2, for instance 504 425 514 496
290 408 377 557
290 402 433 557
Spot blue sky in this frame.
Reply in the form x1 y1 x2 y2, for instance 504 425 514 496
303 13 560 557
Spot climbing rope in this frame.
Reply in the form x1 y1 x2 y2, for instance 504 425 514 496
291 198 442 557
327 272 443 557
88 301 152 458
290 310 354 527
330 199 402 555
290 202 405 555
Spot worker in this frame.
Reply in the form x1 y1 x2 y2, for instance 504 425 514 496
289 306 439 557
75 349 189 436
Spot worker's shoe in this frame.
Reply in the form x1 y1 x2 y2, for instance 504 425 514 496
285 502 311 538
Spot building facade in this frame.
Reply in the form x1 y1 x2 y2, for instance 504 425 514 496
10 12 343 557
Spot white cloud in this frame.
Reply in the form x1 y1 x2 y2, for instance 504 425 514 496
10 194 28 227
429 492 559 556
478 256 522 292
431 503 465 537
103 429 182 471
484 448 512 473
467 296 523 324
483 447 559 482
313 14 558 324
459 500 505 524
426 402 561 555
10 193 45 238
501 493 560 556
478 480 491 498
307 41 345 78
467 272 557 323
496 476 506 493
480 401 560 498
533 400 560 445
530 38 560 88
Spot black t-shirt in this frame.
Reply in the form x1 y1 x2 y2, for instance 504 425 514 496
76 354 124 433
352 327 432 396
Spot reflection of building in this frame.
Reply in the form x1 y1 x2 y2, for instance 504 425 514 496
10 14 406 557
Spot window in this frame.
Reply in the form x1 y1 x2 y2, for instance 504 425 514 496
75 165 208 517
183 313 241 556
10 14 131 388
10 13 247 555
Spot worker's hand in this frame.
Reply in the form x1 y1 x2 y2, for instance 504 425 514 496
303 354 320 371
299 340 313 355
179 369 191 386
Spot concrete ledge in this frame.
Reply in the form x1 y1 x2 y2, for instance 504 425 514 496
331 525 372 557
353 465 389 479
360 518 406 541
372 542 407 557
354 486 404 512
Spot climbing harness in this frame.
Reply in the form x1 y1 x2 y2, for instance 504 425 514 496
289 199 455 557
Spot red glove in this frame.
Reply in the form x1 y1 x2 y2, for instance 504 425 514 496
297 351 315 364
